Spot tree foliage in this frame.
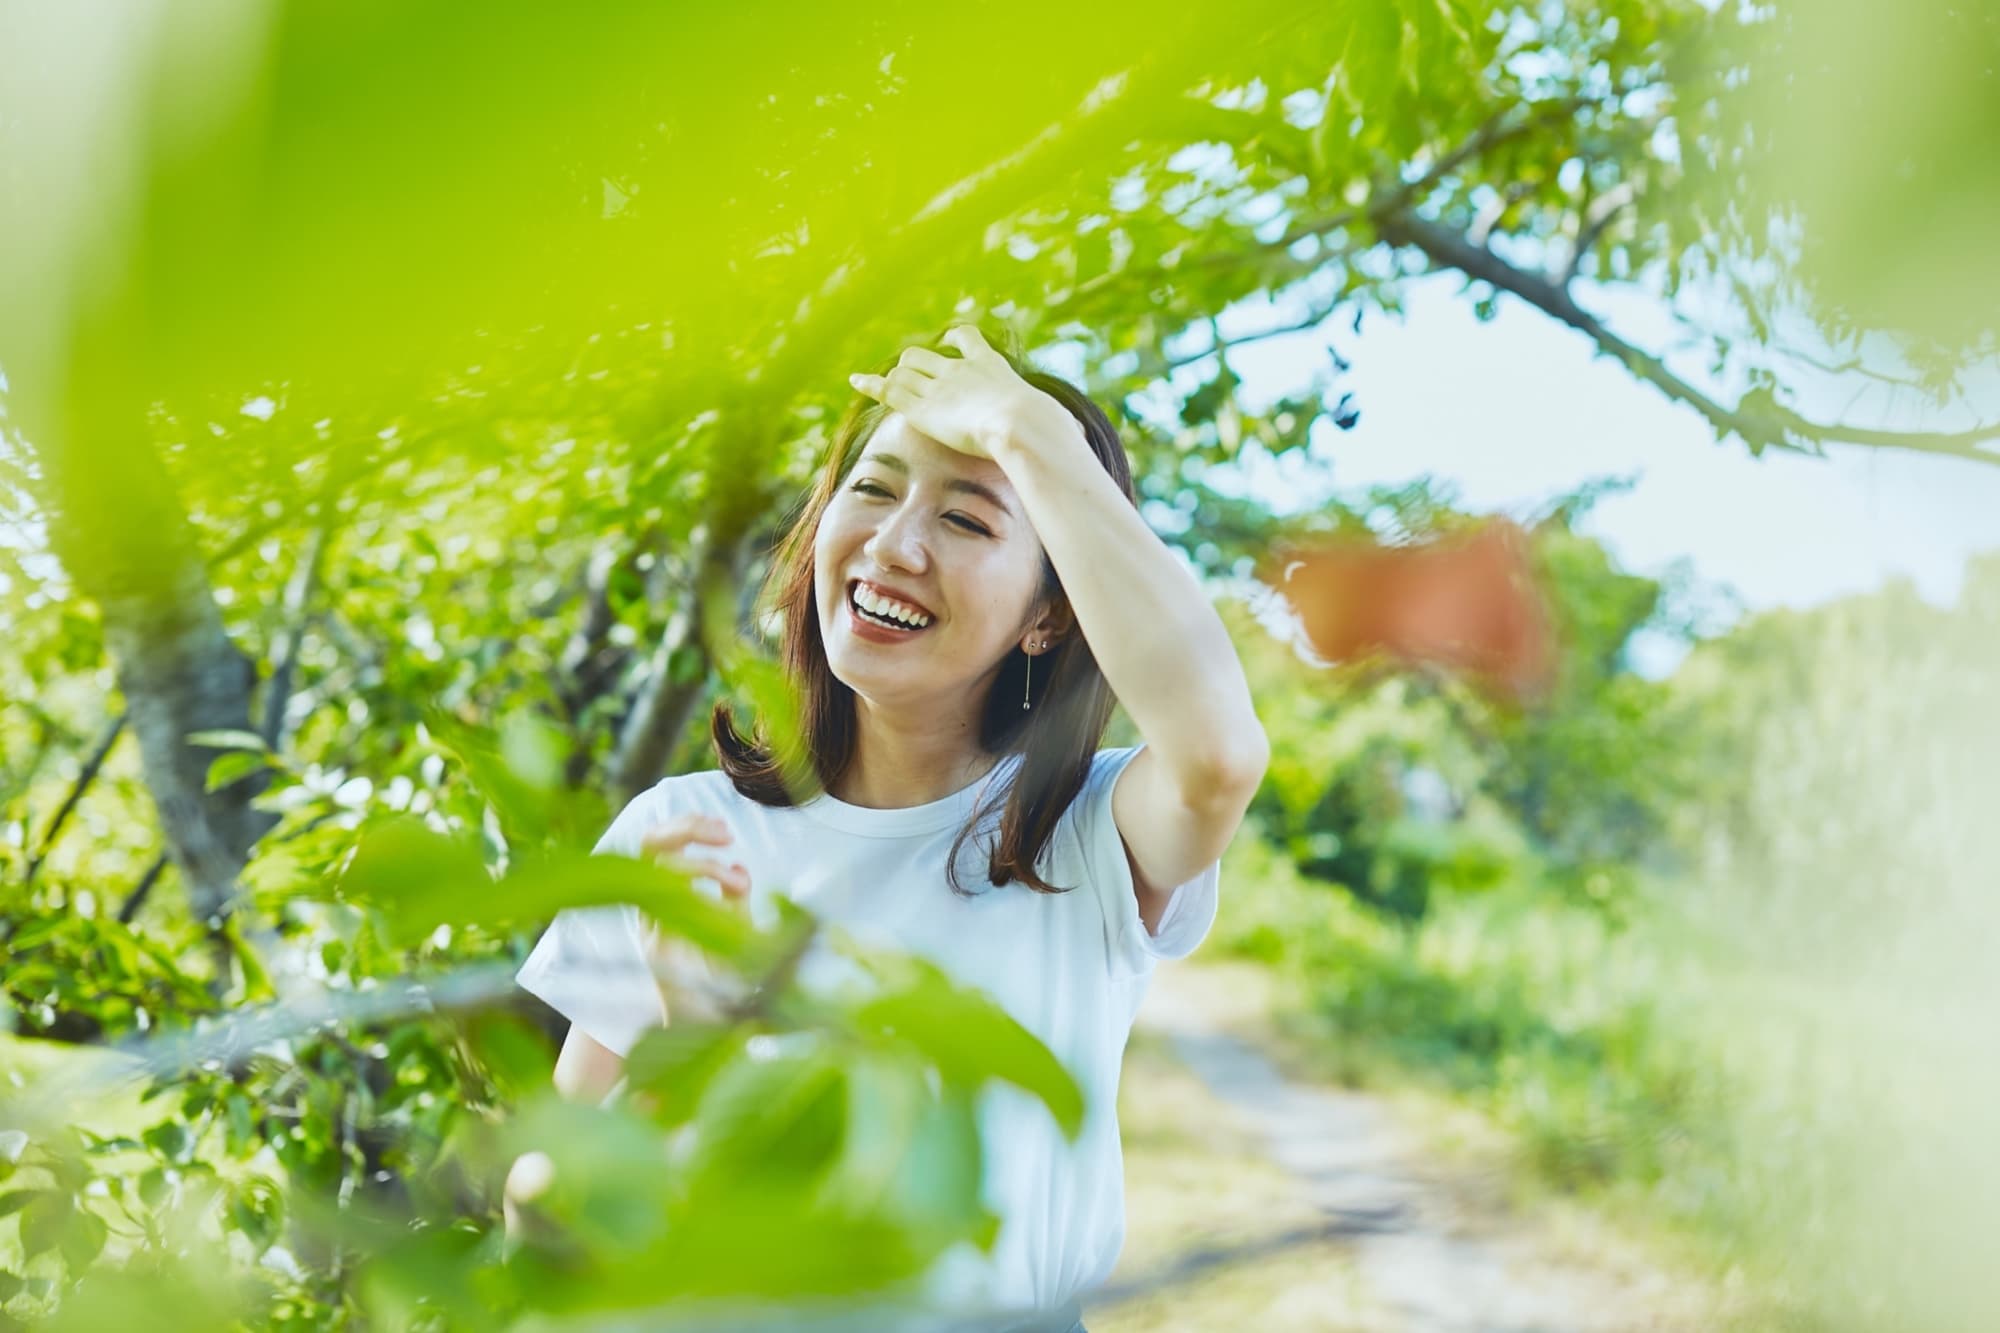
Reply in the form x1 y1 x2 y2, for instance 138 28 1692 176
2 0 1995 1324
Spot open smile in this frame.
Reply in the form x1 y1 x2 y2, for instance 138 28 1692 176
844 579 935 642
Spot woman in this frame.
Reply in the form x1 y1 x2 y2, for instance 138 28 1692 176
515 324 1269 1330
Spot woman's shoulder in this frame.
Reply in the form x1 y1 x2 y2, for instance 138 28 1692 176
1077 744 1144 801
592 767 759 857
646 765 742 802
632 767 768 823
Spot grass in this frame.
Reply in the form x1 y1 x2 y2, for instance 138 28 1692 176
1203 829 1800 1327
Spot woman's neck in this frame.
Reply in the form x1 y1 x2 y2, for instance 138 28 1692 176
832 693 999 809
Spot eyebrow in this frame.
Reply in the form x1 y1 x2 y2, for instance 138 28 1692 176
859 451 1016 518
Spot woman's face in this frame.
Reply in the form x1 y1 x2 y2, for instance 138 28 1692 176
813 414 1050 714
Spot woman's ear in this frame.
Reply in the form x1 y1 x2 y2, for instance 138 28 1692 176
1023 595 1076 652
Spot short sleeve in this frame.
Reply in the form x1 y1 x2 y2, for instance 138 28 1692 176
1068 745 1222 979
515 792 670 1057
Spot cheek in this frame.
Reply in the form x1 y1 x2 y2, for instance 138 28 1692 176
813 512 855 582
951 550 1041 637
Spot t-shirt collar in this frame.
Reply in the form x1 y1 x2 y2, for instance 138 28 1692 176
798 752 1023 837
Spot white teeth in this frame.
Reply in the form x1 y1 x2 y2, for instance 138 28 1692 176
853 583 931 628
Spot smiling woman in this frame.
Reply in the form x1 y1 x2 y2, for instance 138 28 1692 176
722 367 1137 896
515 324 1268 1329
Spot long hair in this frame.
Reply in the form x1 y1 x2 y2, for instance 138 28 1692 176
710 326 1136 895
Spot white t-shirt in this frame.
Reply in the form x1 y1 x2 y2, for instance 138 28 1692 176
516 744 1220 1322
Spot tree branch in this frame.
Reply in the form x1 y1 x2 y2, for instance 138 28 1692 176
116 852 171 925
260 524 330 749
23 712 127 887
1561 181 1635 287
1374 97 1592 222
1371 208 2000 467
1163 300 1346 372
608 522 760 806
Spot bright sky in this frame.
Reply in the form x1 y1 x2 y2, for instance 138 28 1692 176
1145 274 1998 658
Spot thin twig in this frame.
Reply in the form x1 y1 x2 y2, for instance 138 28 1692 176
116 852 171 925
1163 299 1345 372
24 712 127 887
261 524 330 749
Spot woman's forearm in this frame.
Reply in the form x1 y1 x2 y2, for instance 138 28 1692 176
990 408 1267 800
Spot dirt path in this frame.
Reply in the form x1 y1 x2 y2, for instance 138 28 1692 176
1089 961 1720 1333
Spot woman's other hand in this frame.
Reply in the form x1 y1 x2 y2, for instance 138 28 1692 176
636 813 753 1023
639 812 750 904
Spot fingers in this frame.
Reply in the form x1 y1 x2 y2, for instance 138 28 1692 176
940 324 988 356
639 812 733 856
636 815 750 903
847 369 919 414
896 346 953 377
682 855 750 901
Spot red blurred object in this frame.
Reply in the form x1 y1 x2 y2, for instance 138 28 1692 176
1259 520 1555 702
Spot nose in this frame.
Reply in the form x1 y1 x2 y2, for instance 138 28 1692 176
861 495 930 575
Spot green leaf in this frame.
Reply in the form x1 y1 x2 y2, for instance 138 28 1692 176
686 1042 847 1189
814 1050 927 1212
462 1012 555 1101
501 1096 679 1259
623 1025 747 1126
136 1168 170 1209
225 1093 256 1150
224 918 275 1001
499 709 566 791
886 1087 993 1242
58 1209 107 1271
849 958 1085 1140
341 817 754 957
666 643 706 686
183 729 269 753
337 816 488 939
5 917 68 951
204 749 270 792
78 1134 143 1155
0 1191 39 1219
19 1193 69 1259
142 1120 193 1164
421 712 608 849
225 1179 282 1253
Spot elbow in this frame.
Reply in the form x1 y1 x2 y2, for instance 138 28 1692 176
1228 723 1272 796
1186 719 1269 811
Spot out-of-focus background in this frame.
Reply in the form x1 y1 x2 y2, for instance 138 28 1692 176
2 1 1995 1328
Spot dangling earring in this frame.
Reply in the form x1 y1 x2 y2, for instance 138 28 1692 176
1022 639 1047 710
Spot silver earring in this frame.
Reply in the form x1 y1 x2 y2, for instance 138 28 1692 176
1023 640 1047 711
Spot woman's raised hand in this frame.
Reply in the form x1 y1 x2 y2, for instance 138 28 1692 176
638 812 750 904
845 324 1065 462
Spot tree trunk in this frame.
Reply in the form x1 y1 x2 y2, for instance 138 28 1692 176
38 425 277 928
609 523 759 806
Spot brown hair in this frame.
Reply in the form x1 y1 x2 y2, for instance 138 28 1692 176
709 325 1136 895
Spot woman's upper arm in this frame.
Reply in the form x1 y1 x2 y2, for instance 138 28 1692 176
552 1024 627 1103
1109 742 1258 923
1069 745 1230 977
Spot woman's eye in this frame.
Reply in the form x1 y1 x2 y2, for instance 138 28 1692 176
850 481 988 535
